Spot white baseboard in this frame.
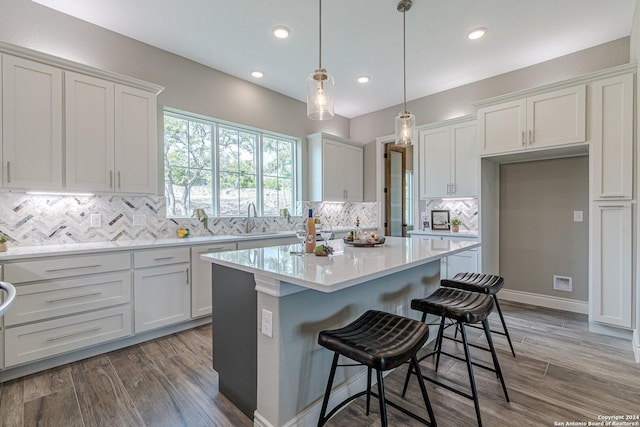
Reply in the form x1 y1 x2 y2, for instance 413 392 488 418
633 330 640 363
499 289 589 314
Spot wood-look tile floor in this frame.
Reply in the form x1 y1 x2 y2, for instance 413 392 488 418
1 302 639 427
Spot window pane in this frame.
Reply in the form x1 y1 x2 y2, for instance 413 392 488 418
219 172 240 216
278 140 293 178
165 167 196 216
164 115 189 168
188 121 212 170
219 126 239 173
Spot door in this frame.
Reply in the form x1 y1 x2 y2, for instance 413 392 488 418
451 122 478 197
385 144 406 237
2 55 62 190
420 127 450 198
322 138 345 201
478 99 526 156
344 144 363 201
191 243 236 318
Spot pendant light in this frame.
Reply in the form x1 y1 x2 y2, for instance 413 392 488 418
395 0 415 145
307 0 335 120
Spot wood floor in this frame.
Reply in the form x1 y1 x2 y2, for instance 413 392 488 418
1 301 639 427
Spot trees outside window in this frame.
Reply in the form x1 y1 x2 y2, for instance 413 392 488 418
164 111 297 218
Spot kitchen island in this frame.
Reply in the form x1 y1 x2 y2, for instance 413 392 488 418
202 236 480 427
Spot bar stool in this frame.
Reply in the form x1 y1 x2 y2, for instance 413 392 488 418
442 273 516 357
317 310 437 427
402 288 509 427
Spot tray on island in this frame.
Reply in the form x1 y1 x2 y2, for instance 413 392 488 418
343 236 385 247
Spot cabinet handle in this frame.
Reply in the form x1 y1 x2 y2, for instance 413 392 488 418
117 171 121 189
46 327 101 342
154 256 175 261
186 267 190 285
45 265 101 272
110 170 113 189
451 183 456 194
206 247 227 251
529 129 533 144
521 131 526 146
46 291 102 303
6 161 11 183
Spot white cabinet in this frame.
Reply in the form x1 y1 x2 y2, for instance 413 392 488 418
419 118 477 199
2 54 63 190
478 85 586 156
589 73 634 200
307 133 363 202
410 233 479 279
133 247 190 333
65 73 158 194
590 202 632 328
191 243 236 318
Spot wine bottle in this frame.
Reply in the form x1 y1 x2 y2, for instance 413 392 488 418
305 209 317 253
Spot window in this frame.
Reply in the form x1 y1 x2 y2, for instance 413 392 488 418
164 110 297 218
405 170 414 226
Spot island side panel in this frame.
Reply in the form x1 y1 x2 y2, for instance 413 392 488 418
255 259 441 426
211 263 257 419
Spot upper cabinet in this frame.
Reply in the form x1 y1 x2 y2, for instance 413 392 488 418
307 133 363 202
419 116 478 199
478 85 586 156
589 73 634 200
2 54 63 190
0 43 163 194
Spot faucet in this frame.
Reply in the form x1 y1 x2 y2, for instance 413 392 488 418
246 202 257 233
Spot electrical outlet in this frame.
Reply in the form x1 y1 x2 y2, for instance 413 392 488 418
133 214 147 227
573 211 583 222
396 304 404 316
261 309 273 337
90 214 101 228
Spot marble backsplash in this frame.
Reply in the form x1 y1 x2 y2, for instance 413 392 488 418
0 193 378 246
420 198 479 232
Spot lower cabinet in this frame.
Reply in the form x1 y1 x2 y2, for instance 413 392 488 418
133 247 190 333
191 243 237 318
590 202 632 328
442 248 479 280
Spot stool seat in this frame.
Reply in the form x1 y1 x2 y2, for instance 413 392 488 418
442 273 504 295
318 310 429 371
411 288 494 324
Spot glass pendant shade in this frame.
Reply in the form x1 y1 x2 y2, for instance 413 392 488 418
395 111 415 145
307 68 335 120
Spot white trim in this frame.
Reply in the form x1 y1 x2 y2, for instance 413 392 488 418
0 41 164 94
473 63 637 108
633 330 640 363
499 289 589 314
254 275 306 297
588 322 633 340
415 114 477 132
253 411 272 427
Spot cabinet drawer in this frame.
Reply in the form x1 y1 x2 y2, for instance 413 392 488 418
4 305 132 367
5 272 131 326
4 252 131 284
134 247 190 268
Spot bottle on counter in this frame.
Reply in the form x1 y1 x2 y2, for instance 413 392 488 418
305 209 317 253
354 217 362 241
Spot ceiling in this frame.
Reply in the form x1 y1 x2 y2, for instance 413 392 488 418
32 0 637 118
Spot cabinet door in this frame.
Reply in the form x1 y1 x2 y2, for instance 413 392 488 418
527 85 586 150
442 250 478 279
322 138 346 201
451 122 478 197
590 202 632 328
590 74 633 200
65 72 115 192
344 144 363 201
420 127 450 199
478 99 526 156
2 55 62 190
114 84 157 194
191 243 236 318
134 263 190 333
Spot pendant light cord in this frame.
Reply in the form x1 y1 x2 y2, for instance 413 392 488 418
319 0 322 69
402 6 407 113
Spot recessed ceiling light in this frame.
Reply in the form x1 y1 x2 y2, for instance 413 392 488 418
357 75 370 84
251 71 264 78
468 27 487 40
272 26 290 39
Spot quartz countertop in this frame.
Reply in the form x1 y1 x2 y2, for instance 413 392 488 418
408 229 479 238
0 231 297 261
201 236 480 293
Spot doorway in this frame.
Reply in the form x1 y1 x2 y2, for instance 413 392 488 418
385 143 406 237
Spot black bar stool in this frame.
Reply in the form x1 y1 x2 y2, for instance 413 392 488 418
402 288 509 427
317 310 437 427
442 272 516 357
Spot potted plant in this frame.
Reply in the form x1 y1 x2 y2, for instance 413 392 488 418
0 235 8 252
450 217 463 233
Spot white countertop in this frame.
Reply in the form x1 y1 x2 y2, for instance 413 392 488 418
0 231 297 261
202 236 480 293
408 229 478 238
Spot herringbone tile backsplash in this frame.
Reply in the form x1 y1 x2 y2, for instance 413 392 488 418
421 199 479 232
0 193 378 246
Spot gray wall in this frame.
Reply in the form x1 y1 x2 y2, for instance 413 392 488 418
0 0 350 201
499 157 589 301
357 38 630 201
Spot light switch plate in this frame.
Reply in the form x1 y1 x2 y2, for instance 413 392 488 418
573 211 583 222
133 214 147 227
90 214 101 228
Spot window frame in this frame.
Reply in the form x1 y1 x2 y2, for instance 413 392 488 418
163 108 300 218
